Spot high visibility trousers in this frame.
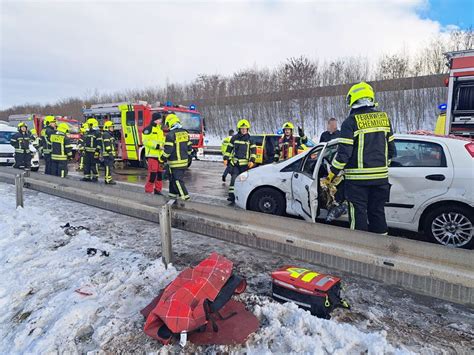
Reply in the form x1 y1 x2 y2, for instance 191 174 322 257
78 151 84 170
51 160 68 178
228 164 248 201
83 151 99 180
168 167 189 200
345 182 391 234
103 156 114 183
13 152 31 169
145 157 164 193
44 153 52 175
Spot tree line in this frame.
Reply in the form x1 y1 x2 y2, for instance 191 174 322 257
1 28 472 138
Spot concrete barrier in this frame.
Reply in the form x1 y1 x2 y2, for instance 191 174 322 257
0 167 472 306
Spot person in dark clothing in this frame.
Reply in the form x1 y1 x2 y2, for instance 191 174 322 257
223 119 256 204
221 129 234 182
319 118 340 143
81 118 101 182
41 115 57 175
323 82 395 234
10 122 33 169
101 121 117 184
273 122 307 162
160 113 193 200
50 123 73 177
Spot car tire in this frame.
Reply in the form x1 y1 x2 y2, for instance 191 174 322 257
423 204 474 249
249 187 285 216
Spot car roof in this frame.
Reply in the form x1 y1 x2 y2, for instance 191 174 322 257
395 133 473 144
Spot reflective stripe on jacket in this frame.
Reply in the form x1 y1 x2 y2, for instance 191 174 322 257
330 106 396 185
274 135 307 161
162 128 193 168
51 131 73 161
10 132 33 154
101 131 116 158
83 129 101 153
41 126 55 154
223 133 256 166
142 124 165 159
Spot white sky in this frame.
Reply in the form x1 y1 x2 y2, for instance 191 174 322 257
0 0 450 109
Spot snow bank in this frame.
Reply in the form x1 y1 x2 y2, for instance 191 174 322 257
0 183 411 353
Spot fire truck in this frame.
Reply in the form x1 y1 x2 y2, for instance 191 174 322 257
439 49 474 138
82 101 205 167
7 114 82 152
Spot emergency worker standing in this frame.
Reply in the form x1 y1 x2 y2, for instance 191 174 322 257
101 121 117 185
10 122 33 169
142 112 165 194
325 82 395 234
221 129 234 182
223 119 256 204
160 114 192 200
41 116 57 175
77 123 88 171
50 123 73 177
81 118 101 182
273 122 307 162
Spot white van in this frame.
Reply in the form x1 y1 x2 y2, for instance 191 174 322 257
0 124 40 171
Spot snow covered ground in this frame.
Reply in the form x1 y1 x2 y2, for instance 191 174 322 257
1 183 473 354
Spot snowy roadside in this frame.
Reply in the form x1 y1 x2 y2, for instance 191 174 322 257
0 183 472 354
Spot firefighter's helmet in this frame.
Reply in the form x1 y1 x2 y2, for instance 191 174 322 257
80 123 88 134
57 123 69 134
87 117 99 129
165 114 180 128
44 115 56 125
104 121 114 130
237 119 251 130
282 122 294 130
17 122 27 130
346 82 375 107
30 128 37 136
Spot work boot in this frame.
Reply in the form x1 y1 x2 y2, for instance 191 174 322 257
222 175 226 182
228 201 235 206
154 190 162 195
91 177 98 183
81 177 91 182
105 180 117 185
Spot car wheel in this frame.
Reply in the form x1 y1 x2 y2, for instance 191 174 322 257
423 205 474 249
249 187 285 216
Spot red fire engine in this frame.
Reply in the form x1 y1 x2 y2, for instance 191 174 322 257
441 49 474 137
82 101 205 167
8 114 82 151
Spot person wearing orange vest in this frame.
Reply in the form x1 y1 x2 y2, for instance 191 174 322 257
273 122 307 162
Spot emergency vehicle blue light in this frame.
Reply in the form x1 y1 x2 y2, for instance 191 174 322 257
438 103 447 111
276 129 283 135
189 104 196 111
166 101 173 107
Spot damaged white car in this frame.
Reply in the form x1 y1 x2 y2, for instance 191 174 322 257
234 134 474 249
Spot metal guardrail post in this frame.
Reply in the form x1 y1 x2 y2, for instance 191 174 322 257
15 173 24 208
160 199 175 268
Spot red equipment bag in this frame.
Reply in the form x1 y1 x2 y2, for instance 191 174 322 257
271 266 350 319
142 253 257 345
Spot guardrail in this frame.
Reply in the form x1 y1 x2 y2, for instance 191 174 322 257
0 167 472 306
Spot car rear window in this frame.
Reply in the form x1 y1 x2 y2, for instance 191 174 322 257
0 131 15 144
391 140 447 167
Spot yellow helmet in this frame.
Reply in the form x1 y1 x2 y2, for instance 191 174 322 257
103 121 114 129
57 123 69 134
165 113 180 128
44 115 56 125
30 128 37 136
282 121 294 130
346 81 375 107
18 122 27 129
237 119 250 130
87 117 99 128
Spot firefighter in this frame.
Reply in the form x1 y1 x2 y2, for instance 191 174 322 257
50 123 73 177
142 112 165 194
221 129 234 182
10 122 33 170
101 121 117 185
273 122 307 162
81 118 101 182
77 123 88 171
41 116 57 175
30 128 41 150
324 82 395 234
223 119 256 204
160 113 192 200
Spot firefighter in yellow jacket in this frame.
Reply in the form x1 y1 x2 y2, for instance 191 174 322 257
160 114 193 200
223 119 256 204
50 123 73 177
101 121 117 185
142 112 165 194
221 129 234 182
